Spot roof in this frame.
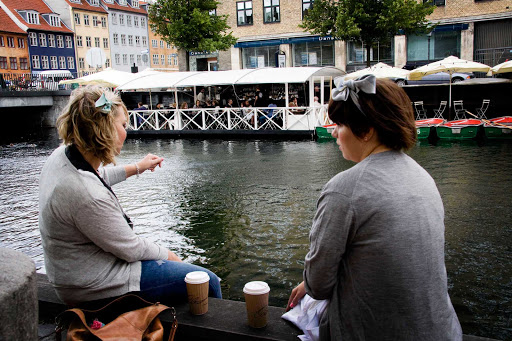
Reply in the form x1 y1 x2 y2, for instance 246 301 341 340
64 0 107 14
0 6 25 34
1 0 73 33
101 0 146 15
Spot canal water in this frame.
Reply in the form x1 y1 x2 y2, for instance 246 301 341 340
0 130 511 340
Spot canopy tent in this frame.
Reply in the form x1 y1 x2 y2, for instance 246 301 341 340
489 60 512 75
59 68 143 88
343 62 410 81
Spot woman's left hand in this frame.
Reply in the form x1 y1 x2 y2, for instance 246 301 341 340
137 154 164 173
286 281 306 311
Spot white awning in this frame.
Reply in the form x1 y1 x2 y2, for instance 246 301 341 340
234 67 345 85
117 71 201 90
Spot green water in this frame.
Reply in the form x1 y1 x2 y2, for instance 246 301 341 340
0 133 511 339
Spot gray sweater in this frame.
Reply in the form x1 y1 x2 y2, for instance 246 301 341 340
304 151 462 341
39 146 168 305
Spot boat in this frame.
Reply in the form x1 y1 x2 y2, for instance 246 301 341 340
436 119 483 140
416 118 445 139
315 124 336 141
483 116 512 139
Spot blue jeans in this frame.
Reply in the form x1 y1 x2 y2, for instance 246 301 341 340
138 260 222 305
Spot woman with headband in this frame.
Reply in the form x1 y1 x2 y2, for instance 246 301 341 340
39 85 222 306
286 75 461 340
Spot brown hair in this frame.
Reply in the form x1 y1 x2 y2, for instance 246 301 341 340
328 78 416 150
56 85 127 165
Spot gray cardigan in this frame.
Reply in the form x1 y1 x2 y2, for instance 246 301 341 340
39 146 168 305
304 151 462 341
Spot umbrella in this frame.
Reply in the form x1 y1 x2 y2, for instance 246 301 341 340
60 68 142 88
489 60 512 75
343 62 410 82
408 56 491 115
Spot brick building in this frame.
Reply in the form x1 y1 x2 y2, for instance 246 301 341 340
0 6 30 74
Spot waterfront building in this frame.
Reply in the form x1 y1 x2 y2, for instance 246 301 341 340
180 0 512 71
0 0 77 75
103 0 150 72
0 6 30 75
147 22 179 72
45 0 110 74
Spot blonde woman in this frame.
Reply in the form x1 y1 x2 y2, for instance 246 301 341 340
39 85 221 306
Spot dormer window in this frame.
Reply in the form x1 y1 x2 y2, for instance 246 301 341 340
118 0 127 5
49 14 61 27
89 0 99 6
19 11 40 25
69 0 81 3
132 0 139 8
103 0 113 3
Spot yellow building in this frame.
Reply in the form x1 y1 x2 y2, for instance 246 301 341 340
147 25 179 71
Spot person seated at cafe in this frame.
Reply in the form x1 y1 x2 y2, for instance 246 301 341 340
133 102 147 127
225 99 234 108
180 102 189 109
197 88 207 106
289 97 301 114
242 100 254 125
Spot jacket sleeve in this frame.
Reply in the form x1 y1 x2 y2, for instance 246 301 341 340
73 194 168 263
304 189 354 300
100 165 126 187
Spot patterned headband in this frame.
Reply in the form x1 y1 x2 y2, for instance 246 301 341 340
95 93 113 115
331 74 376 115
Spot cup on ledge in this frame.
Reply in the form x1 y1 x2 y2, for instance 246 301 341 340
184 271 210 315
243 281 270 328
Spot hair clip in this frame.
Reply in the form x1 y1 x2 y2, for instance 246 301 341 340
331 74 376 115
95 93 113 114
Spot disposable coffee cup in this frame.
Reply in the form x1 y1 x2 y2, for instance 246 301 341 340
184 271 210 315
243 281 270 328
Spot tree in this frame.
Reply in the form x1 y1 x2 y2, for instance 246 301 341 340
301 0 436 67
148 0 237 70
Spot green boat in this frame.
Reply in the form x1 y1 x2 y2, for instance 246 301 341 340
315 124 336 141
436 119 482 140
416 118 445 139
484 116 512 139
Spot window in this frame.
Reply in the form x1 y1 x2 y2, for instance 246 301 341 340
0 57 8 69
263 0 280 23
79 57 84 69
347 40 393 67
237 1 253 25
302 0 313 18
174 56 178 65
59 56 66 68
119 14 125 25
121 34 126 45
67 56 75 69
41 55 49 69
152 39 157 47
48 34 56 47
57 35 64 48
141 17 146 27
113 34 119 44
18 38 25 48
90 0 99 5
27 12 39 24
101 17 106 27
20 58 28 70
128 35 133 45
160 40 164 48
74 13 80 25
134 16 139 27
167 42 171 49
86 36 91 47
407 31 460 62
424 0 445 5
50 56 58 69
152 54 158 65
127 15 132 26
103 37 109 48
39 33 47 47
29 32 38 46
137 54 141 65
93 16 98 27
112 13 117 24
115 53 120 64
49 15 60 27
168 54 172 65
32 55 40 69
10 57 18 69
7 37 14 48
123 54 127 65
119 0 127 4
84 14 90 26
105 58 110 67
94 37 100 47
77 36 83 47
135 36 140 46
142 36 147 47
66 36 72 48
161 54 165 65
209 9 216 15
0 36 3 47
242 45 279 68
130 54 134 65
132 0 139 7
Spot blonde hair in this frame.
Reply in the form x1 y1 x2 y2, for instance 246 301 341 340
56 85 127 165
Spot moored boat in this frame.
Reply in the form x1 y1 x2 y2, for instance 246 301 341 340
436 119 482 140
416 118 445 139
484 116 512 139
315 124 336 141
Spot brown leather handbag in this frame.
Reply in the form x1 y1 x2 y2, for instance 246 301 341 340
56 294 178 341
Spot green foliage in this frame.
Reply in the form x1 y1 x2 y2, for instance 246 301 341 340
148 0 237 52
301 0 435 47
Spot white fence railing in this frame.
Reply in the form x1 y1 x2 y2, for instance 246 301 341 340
128 106 329 132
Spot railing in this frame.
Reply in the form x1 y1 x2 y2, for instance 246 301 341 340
0 72 87 92
128 106 329 131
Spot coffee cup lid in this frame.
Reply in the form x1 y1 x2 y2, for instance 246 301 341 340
184 271 210 284
243 281 270 295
